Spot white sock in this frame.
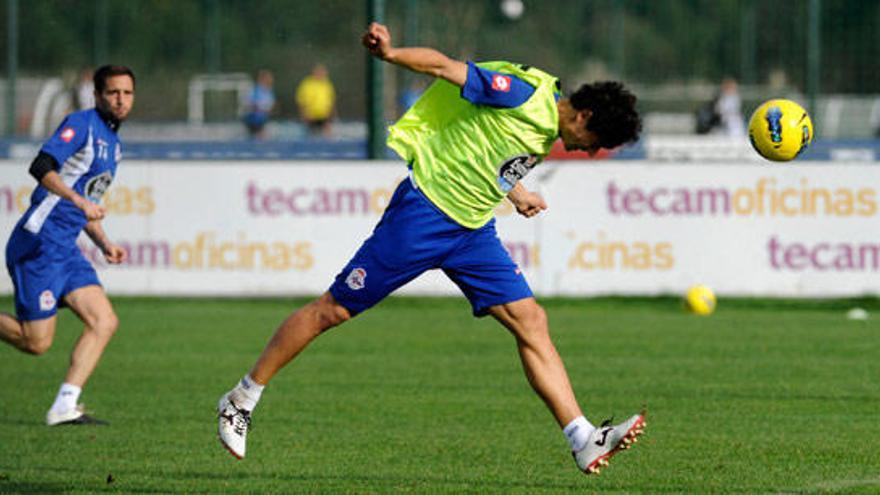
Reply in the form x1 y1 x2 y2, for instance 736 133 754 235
50 383 81 413
563 416 595 452
231 374 264 411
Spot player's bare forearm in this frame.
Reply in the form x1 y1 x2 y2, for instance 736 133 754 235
41 171 85 208
384 47 467 87
85 220 127 263
41 170 105 220
507 182 548 218
84 220 110 252
362 22 467 87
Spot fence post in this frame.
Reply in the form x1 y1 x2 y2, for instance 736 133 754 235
5 0 18 137
367 0 386 160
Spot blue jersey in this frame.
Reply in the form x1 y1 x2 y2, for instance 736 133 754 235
17 109 122 245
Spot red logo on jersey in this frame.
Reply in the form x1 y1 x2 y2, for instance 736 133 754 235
60 128 75 143
491 74 511 92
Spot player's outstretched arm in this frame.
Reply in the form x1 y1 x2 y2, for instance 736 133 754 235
362 22 467 87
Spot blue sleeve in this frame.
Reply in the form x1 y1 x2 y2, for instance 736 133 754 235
460 61 536 108
41 113 89 166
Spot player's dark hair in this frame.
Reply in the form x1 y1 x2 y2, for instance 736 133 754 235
569 81 641 148
93 65 136 93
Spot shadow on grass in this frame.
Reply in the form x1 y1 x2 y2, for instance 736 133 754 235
0 480 72 494
0 464 770 493
0 418 43 427
0 478 176 494
151 469 772 493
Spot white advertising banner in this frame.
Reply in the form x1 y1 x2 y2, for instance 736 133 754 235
1 160 877 297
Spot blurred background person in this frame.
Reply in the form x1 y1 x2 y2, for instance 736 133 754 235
242 69 276 140
694 77 744 137
295 64 336 137
74 68 95 110
715 77 745 137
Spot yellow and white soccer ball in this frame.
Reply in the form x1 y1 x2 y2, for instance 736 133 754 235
748 99 814 162
684 285 716 316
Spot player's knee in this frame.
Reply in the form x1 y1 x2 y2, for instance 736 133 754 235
21 336 53 355
313 294 351 329
102 312 120 337
88 311 119 339
516 304 550 342
104 312 120 336
317 302 350 329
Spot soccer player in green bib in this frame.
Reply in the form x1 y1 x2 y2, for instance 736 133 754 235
218 22 644 476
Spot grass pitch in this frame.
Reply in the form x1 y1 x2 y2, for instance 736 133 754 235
0 295 878 494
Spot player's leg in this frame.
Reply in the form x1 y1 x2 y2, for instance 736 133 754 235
0 312 24 348
489 299 645 475
47 284 117 426
3 245 60 354
0 242 63 355
63 285 119 388
248 291 350 385
444 221 645 475
488 298 582 426
233 178 435 393
217 291 352 459
218 177 446 459
0 313 57 354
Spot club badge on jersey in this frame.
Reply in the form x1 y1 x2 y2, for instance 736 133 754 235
84 171 113 203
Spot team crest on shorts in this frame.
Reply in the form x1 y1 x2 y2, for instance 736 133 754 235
39 290 56 311
346 268 367 290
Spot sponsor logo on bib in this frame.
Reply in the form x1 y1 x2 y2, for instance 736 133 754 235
497 154 539 192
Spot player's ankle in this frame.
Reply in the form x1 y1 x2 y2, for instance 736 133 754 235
231 374 264 411
50 383 81 413
563 415 595 452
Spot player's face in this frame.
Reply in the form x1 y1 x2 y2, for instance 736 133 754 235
95 75 135 121
559 108 601 155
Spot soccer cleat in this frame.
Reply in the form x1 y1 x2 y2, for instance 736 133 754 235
46 404 108 426
218 392 251 459
573 411 646 475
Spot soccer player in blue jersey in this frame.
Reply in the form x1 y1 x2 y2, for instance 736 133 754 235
218 24 644 475
0 65 135 426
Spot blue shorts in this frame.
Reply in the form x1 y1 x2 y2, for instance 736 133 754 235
5 228 101 321
329 178 532 317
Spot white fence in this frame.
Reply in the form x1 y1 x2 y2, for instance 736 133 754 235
1 160 877 297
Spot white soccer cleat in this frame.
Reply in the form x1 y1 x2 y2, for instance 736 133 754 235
46 404 108 426
218 393 251 459
573 411 646 475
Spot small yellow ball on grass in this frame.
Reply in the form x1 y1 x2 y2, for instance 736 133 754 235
684 285 716 316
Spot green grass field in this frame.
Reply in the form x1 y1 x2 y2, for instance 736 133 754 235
1 295 878 494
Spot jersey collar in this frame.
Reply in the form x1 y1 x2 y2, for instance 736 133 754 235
96 106 121 132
